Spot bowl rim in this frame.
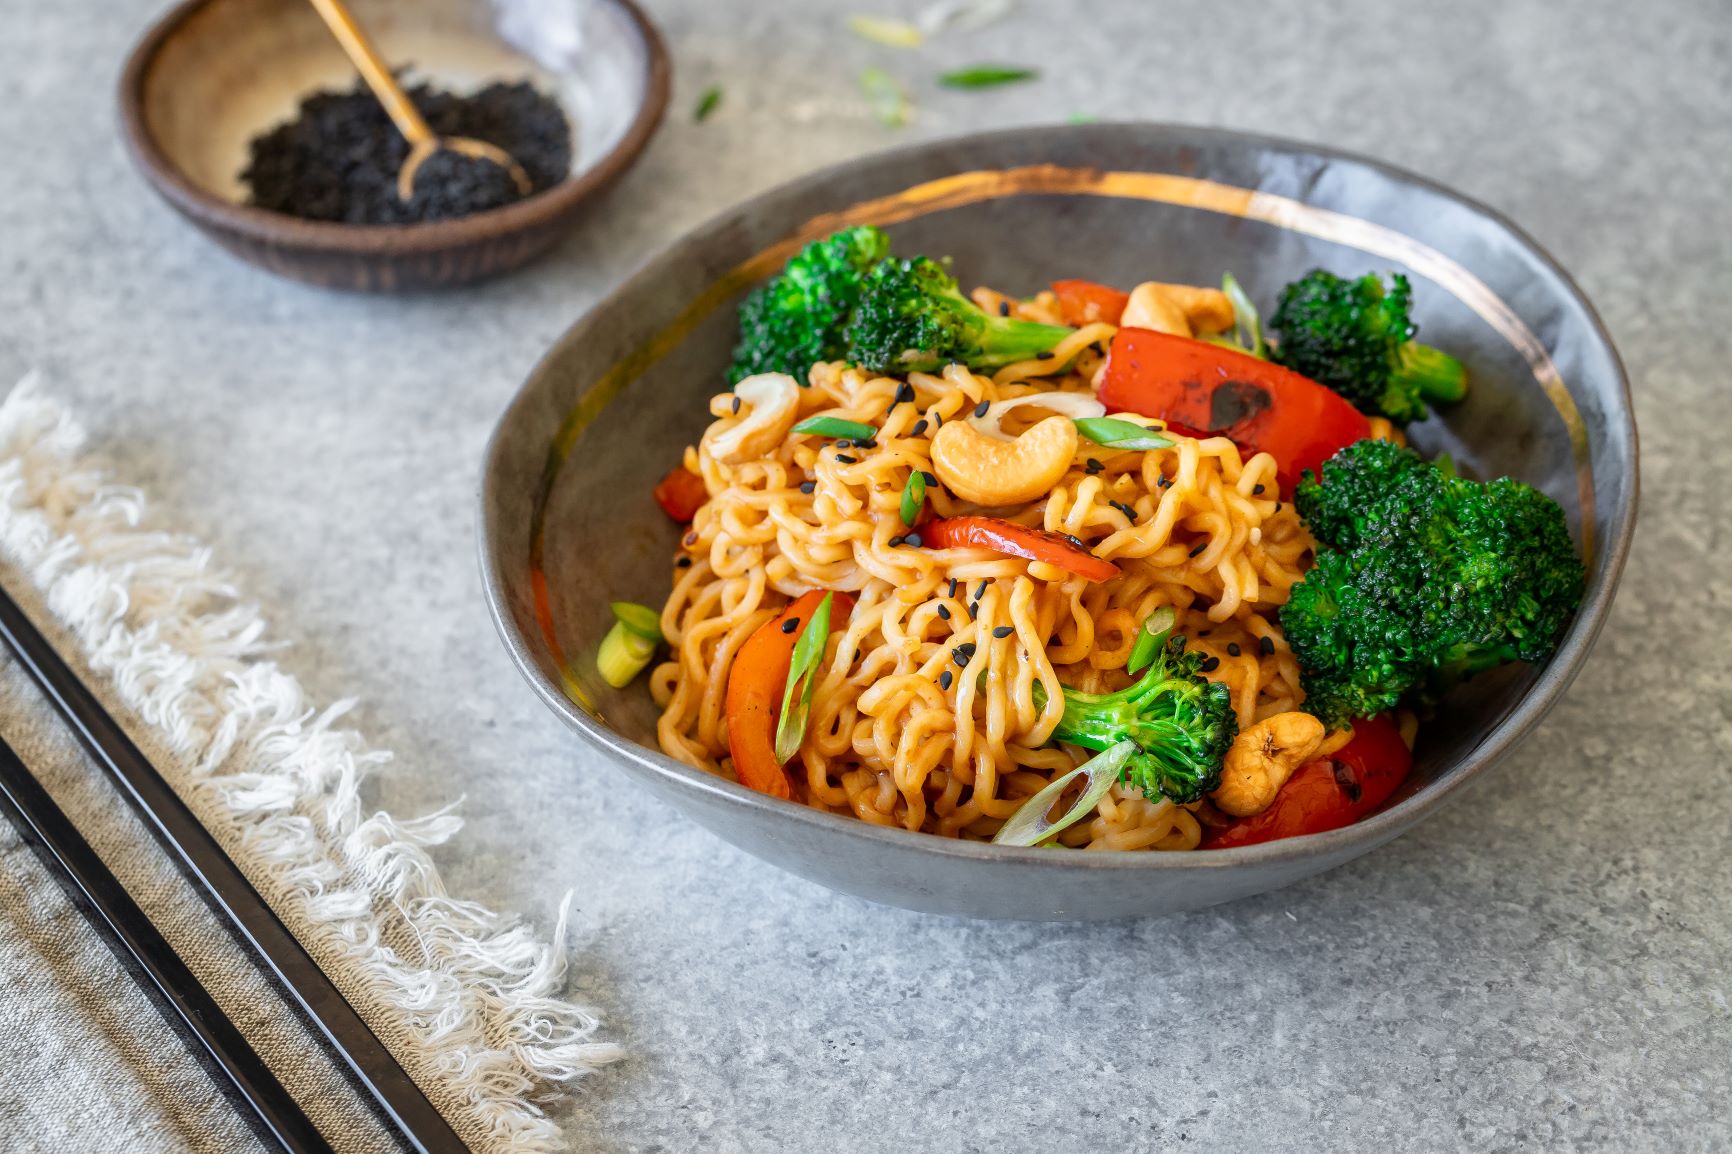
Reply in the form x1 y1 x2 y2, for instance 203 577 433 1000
116 0 671 253
479 122 1639 875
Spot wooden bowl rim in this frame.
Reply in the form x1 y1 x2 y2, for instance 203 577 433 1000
116 0 671 254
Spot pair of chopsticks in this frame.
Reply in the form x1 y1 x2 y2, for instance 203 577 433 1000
0 584 469 1154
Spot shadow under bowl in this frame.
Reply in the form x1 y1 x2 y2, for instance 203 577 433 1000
481 124 1638 921
118 0 669 290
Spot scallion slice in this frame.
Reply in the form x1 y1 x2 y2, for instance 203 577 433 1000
693 86 723 123
1073 416 1173 451
938 66 1037 89
1125 605 1177 676
597 622 658 688
774 592 835 763
792 416 877 440
860 68 911 127
610 601 663 641
1221 272 1267 359
900 470 927 526
992 740 1137 847
847 13 924 47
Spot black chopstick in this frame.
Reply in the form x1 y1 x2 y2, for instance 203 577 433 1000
0 736 331 1154
0 585 468 1154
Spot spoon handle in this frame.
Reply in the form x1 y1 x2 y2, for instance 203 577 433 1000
304 0 435 149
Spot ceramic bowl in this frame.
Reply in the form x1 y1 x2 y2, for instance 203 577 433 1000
480 125 1638 921
119 0 668 290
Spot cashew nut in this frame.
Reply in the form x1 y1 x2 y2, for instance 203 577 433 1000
1121 282 1237 337
1120 283 1193 336
931 415 1078 507
707 373 800 464
1212 711 1327 817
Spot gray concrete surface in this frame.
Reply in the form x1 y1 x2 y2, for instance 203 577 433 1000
2 0 1729 1150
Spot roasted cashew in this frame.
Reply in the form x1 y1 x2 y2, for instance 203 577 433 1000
1212 711 1327 817
931 415 1079 507
707 373 800 464
1122 282 1237 337
1120 283 1193 336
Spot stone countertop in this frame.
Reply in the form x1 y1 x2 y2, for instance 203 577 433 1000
2 0 1728 1149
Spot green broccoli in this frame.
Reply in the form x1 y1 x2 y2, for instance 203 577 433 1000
1034 637 1238 804
1281 440 1585 729
728 226 892 385
1269 270 1468 425
844 256 1074 374
1294 437 1432 550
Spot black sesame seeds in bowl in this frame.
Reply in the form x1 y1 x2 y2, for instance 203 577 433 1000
119 0 669 290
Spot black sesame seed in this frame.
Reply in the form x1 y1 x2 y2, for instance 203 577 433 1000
992 625 1014 638
1035 351 1055 361
1086 458 1105 474
835 454 857 464
998 301 1011 316
931 411 942 428
1252 484 1266 496
1157 475 1170 488
921 470 938 486
1089 341 1104 355
974 579 989 600
1226 642 1241 657
912 419 929 437
895 382 916 405
1060 533 1090 551
889 534 905 547
904 532 923 548
953 644 975 667
856 438 878 449
1275 502 1283 513
1259 636 1275 656
799 481 816 494
835 439 852 449
781 617 800 634
676 556 693 568
939 670 954 690
948 578 959 598
937 604 951 620
967 601 980 620
1111 500 1138 521
1188 541 1207 558
1198 655 1221 673
731 395 742 414
973 399 991 418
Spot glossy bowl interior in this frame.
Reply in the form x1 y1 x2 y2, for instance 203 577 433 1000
119 0 668 289
481 125 1637 921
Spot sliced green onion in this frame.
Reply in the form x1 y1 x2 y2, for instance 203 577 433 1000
1066 113 1098 124
774 592 835 763
610 601 663 642
1125 605 1176 676
693 85 723 122
992 740 1137 847
847 14 924 47
938 66 1037 89
860 68 911 127
1222 272 1267 359
792 415 877 440
1073 416 1173 451
918 0 1013 34
900 470 926 525
597 621 658 688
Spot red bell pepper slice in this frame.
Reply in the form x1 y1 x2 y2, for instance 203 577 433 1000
725 590 855 799
924 516 1119 583
1202 713 1413 849
1098 328 1371 491
653 464 709 523
1051 279 1129 326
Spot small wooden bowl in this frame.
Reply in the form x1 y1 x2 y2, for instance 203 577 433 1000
119 0 669 291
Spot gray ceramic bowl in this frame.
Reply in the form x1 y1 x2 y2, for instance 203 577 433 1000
480 125 1637 921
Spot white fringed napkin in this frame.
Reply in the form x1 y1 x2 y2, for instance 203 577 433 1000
0 376 622 1153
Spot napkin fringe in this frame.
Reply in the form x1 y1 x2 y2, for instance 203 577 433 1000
0 376 621 1154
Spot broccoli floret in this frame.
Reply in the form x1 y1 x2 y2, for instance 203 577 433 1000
728 226 892 385
1294 437 1431 550
844 256 1074 374
1034 638 1238 804
1269 270 1468 425
1282 441 1585 729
